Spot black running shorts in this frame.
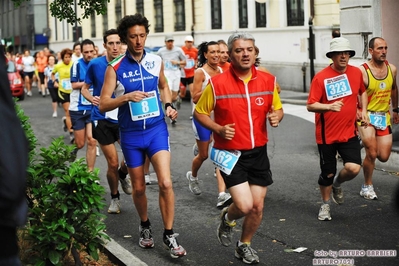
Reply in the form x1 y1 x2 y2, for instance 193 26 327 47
92 119 120 145
219 145 273 189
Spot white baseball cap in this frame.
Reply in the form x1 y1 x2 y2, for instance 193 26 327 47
185 35 194 42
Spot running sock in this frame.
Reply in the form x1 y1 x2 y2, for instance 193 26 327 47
323 199 331 205
225 213 236 225
141 219 151 227
118 168 127 180
163 229 174 237
219 192 226 197
333 174 341 187
111 191 120 200
238 240 250 246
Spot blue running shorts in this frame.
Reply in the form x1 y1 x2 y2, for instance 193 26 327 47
120 121 170 168
192 116 212 141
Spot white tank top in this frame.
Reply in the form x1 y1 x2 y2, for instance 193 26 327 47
199 66 223 90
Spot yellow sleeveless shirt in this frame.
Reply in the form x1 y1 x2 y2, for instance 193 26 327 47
362 61 394 112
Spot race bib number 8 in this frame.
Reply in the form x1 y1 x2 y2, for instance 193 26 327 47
129 90 160 121
209 146 241 175
324 74 352 101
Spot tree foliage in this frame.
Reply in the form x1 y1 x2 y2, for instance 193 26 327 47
12 0 109 25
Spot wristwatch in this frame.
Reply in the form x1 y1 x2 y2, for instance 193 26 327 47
393 107 399 113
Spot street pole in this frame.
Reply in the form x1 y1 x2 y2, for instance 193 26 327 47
308 17 315 82
74 0 78 42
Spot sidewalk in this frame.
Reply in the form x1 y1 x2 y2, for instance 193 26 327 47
280 90 399 173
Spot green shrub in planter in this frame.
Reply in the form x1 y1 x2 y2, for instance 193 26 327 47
16 102 108 265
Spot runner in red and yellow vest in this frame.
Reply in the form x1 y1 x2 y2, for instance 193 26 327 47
194 32 283 264
205 64 281 150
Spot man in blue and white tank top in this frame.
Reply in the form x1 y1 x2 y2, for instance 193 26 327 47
99 14 186 259
69 39 97 170
81 29 132 214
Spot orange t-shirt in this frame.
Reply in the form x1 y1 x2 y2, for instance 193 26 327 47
181 46 198 78
219 62 230 72
36 56 48 72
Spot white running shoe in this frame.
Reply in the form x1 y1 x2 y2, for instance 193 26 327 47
186 171 201 195
217 192 232 208
108 198 121 214
119 177 132 195
145 174 151 185
163 233 186 258
318 204 331 221
192 143 199 156
360 184 378 200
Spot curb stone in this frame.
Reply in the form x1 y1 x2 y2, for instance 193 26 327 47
102 235 148 266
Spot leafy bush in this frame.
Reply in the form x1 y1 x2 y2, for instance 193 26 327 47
16 103 109 265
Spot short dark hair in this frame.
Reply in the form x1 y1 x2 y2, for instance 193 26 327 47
103 29 119 44
47 54 56 61
73 42 80 50
80 39 95 50
217 39 227 46
332 29 341 38
117 13 150 44
368 37 384 49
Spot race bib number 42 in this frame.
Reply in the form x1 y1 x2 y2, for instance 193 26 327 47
129 90 160 121
324 74 352 101
209 146 241 175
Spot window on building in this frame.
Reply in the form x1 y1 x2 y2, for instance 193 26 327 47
174 0 185 31
287 0 304 26
136 0 144 15
154 0 164 33
115 0 122 25
90 12 96 38
256 1 266 27
211 0 222 29
238 0 248 28
102 12 108 32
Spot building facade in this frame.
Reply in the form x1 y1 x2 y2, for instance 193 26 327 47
0 0 49 53
2 0 398 92
49 0 341 92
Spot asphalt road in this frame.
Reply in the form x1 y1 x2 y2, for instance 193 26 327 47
18 90 399 266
